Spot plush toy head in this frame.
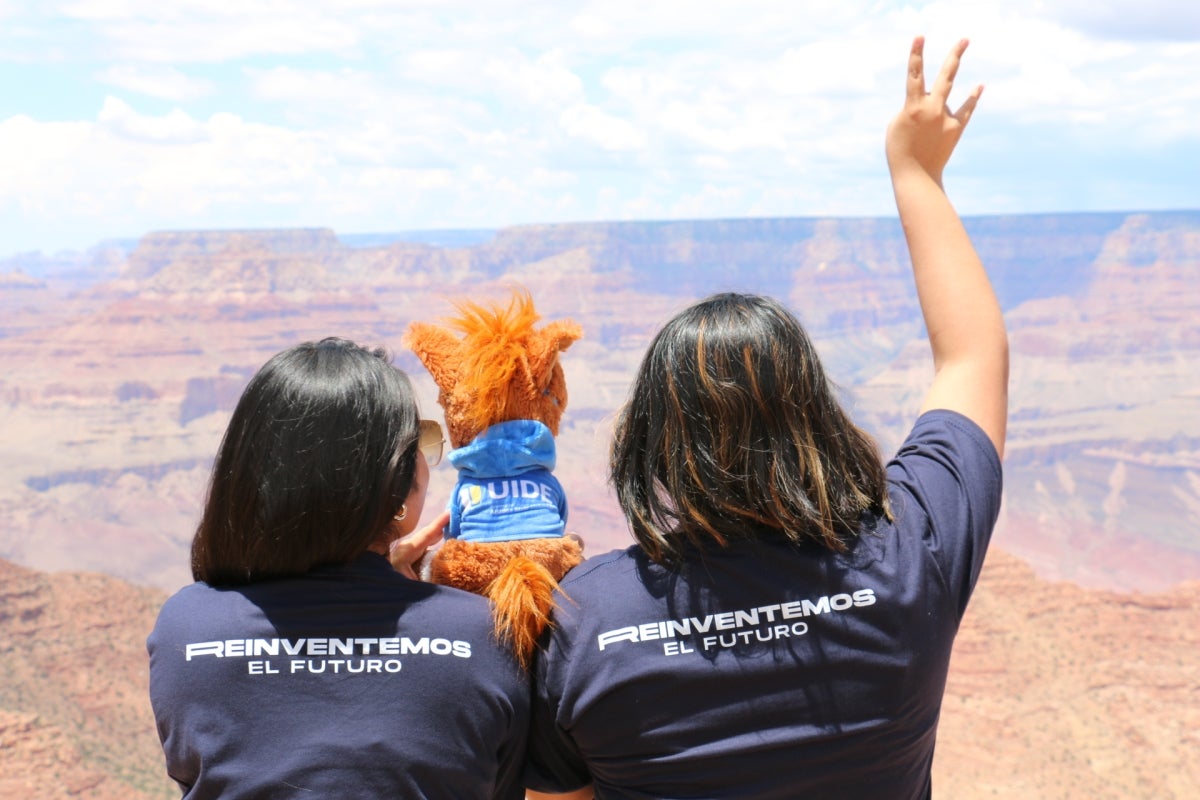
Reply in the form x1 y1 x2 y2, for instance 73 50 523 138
402 290 583 449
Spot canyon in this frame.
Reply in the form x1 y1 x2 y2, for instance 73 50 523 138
1 211 1198 794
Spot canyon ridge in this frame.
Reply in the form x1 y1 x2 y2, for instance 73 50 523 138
1 211 1198 794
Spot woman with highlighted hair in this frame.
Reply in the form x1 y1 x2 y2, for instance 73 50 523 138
525 36 1007 800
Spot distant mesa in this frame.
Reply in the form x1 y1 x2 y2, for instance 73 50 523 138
122 228 346 281
23 458 212 494
1 209 1198 598
115 381 158 402
0 268 46 290
179 374 251 425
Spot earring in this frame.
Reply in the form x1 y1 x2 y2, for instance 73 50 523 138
393 504 407 522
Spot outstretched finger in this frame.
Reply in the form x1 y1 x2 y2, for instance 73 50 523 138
931 38 970 104
391 509 448 559
905 36 926 103
954 83 984 128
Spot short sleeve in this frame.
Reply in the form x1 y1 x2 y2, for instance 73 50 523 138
522 633 592 792
886 409 1003 619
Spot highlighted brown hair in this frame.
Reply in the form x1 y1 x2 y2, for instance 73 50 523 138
610 293 890 563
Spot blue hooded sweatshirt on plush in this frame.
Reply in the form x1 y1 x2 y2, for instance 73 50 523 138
446 419 568 543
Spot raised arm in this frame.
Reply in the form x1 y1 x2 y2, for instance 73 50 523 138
886 36 1009 457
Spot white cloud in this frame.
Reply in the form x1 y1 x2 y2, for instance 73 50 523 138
0 104 325 225
567 0 867 48
97 65 213 101
97 96 207 143
1036 0 1200 41
1 0 1198 255
0 115 94 214
248 66 380 113
405 49 475 84
56 0 362 61
559 103 645 152
0 97 576 245
526 167 577 190
668 183 749 220
482 49 584 109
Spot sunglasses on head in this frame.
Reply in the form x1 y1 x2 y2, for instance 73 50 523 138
418 419 445 467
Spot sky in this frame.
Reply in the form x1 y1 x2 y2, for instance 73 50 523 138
1 0 1198 258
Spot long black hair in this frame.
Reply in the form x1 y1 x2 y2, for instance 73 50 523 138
610 293 890 564
191 337 420 585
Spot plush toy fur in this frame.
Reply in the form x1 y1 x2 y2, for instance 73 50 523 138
401 290 584 669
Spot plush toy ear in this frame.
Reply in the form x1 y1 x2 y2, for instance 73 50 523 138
402 322 463 396
527 320 582 391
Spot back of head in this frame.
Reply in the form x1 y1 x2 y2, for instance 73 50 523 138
191 337 420 585
610 293 889 563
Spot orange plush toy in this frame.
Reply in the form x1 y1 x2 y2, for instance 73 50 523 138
400 290 584 669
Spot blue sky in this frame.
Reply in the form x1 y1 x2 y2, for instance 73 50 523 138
1 0 1198 257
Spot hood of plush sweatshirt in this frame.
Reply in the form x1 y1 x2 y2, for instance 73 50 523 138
447 419 557 478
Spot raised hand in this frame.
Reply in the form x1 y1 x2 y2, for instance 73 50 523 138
884 36 1008 459
886 36 983 187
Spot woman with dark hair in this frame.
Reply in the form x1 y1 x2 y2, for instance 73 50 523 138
525 37 1007 800
149 337 529 799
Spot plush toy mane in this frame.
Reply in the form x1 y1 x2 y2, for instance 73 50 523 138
448 293 544 429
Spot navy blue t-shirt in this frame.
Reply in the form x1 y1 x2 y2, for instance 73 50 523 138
148 552 529 799
525 410 1002 800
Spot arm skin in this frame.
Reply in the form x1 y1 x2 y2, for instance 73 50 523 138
384 509 450 578
886 36 1009 458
